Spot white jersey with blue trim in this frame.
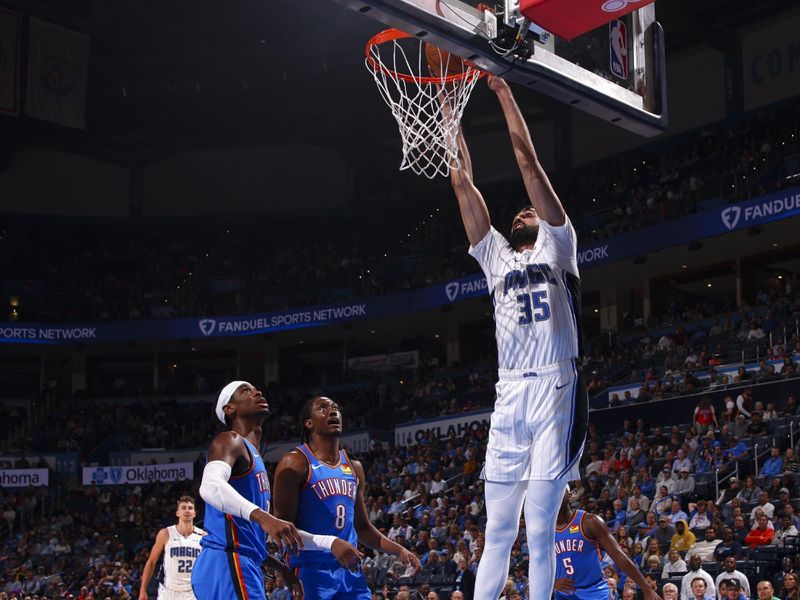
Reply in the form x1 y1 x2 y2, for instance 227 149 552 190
160 525 204 596
468 218 581 370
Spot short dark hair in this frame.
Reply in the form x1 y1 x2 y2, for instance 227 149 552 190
177 495 194 507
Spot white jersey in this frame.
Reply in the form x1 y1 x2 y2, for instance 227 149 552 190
159 525 204 598
469 218 581 370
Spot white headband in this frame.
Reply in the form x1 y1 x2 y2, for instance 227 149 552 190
216 380 251 424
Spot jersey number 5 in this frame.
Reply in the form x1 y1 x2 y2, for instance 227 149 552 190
562 557 574 575
516 290 551 325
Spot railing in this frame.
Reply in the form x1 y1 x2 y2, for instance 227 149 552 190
753 441 773 476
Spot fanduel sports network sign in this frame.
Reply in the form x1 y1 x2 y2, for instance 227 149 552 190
2 187 797 345
0 468 49 487
577 186 800 268
82 462 193 486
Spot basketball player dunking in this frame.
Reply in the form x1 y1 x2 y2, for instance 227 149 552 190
273 395 421 599
449 75 588 600
191 381 362 600
139 496 205 600
554 491 662 600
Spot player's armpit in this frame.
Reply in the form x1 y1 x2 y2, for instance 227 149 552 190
206 431 248 472
272 450 309 522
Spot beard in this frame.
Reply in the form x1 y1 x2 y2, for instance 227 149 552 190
509 224 539 250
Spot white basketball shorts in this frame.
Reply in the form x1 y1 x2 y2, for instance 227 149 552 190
482 358 588 482
158 584 197 600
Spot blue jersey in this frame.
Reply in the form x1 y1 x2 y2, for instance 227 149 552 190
201 438 271 563
289 444 359 568
555 510 611 600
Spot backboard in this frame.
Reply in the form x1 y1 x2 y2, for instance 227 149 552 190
329 0 667 136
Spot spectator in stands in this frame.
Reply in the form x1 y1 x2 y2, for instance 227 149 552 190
723 579 747 600
680 555 716 600
713 557 751 600
746 412 769 437
670 520 695 553
689 576 715 600
673 450 692 474
688 500 711 531
780 572 799 600
656 463 675 494
654 516 676 554
760 447 784 477
732 514 749 545
713 527 744 561
626 498 647 530
693 397 718 434
745 513 775 548
669 501 689 525
662 549 687 579
765 478 784 501
776 515 799 547
638 537 658 567
652 487 674 517
757 580 780 600
675 469 696 500
685 526 722 562
750 491 775 521
725 437 749 464
736 388 754 418
737 477 762 503
664 583 680 600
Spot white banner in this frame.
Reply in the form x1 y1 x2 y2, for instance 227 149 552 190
395 410 491 446
0 8 21 115
348 351 419 371
26 18 90 129
0 468 49 487
82 462 193 486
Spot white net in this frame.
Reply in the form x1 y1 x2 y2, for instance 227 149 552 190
366 33 483 179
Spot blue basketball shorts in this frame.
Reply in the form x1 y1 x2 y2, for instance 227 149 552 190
192 547 264 600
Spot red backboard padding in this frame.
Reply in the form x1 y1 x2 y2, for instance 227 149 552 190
519 0 656 40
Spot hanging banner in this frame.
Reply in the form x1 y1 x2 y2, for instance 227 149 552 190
0 8 21 115
26 18 90 128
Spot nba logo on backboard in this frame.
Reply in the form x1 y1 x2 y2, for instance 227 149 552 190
609 20 628 79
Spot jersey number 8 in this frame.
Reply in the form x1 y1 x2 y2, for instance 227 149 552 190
335 504 346 530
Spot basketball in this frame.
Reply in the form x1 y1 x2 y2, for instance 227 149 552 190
424 42 466 77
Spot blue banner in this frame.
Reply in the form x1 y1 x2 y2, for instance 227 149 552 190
2 187 798 345
0 274 489 344
577 186 800 268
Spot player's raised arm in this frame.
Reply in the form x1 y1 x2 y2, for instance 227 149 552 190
138 528 168 600
351 459 422 573
450 128 491 246
200 431 303 554
488 75 566 226
584 513 664 600
273 450 364 572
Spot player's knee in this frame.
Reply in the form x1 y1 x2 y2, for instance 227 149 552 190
484 517 519 547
